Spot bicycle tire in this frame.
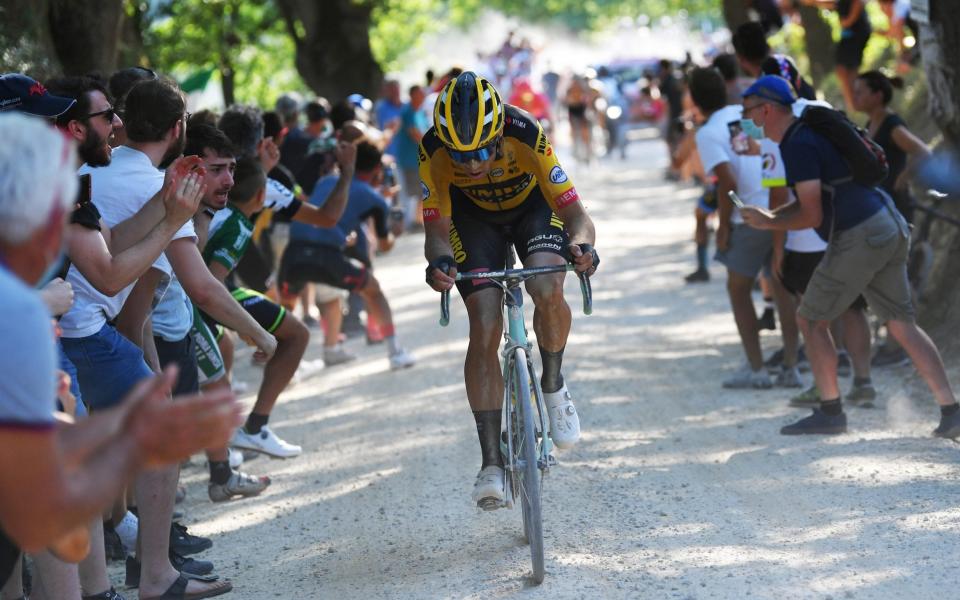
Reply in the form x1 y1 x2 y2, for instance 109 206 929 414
512 347 545 583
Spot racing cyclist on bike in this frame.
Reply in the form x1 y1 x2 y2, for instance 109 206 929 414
422 72 598 508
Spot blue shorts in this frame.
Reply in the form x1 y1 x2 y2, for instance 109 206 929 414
61 324 153 412
57 341 87 418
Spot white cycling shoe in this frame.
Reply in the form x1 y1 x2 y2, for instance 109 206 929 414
471 465 505 509
545 384 580 449
231 426 302 459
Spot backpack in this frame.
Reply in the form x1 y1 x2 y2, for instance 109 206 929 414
794 105 889 187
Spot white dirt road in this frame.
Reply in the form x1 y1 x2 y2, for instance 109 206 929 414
148 136 960 600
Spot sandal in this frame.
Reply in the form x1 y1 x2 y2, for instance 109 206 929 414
140 574 232 600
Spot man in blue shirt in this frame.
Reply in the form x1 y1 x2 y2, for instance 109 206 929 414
396 85 430 229
739 75 959 437
280 141 415 370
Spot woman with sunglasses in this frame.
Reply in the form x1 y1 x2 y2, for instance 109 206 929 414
421 71 598 509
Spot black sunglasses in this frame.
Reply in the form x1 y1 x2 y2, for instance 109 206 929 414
83 107 117 123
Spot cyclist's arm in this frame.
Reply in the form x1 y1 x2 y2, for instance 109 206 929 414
556 201 595 248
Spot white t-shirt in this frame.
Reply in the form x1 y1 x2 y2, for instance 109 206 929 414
695 105 768 225
760 98 831 253
60 146 196 338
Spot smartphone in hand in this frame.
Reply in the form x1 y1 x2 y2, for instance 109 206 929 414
727 120 749 153
728 190 745 209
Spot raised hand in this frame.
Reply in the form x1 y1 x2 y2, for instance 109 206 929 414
259 137 281 173
335 140 358 175
163 172 206 225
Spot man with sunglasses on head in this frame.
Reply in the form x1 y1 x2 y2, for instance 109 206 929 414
422 71 598 508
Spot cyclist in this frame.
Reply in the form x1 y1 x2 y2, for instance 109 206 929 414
422 72 598 508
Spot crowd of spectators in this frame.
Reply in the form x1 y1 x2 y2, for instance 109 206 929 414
0 60 431 598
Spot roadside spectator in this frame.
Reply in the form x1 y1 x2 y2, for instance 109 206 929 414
107 66 158 147
280 142 416 371
395 85 429 230
375 79 404 156
0 112 240 591
689 67 774 389
853 70 932 368
732 22 770 78
739 75 958 436
800 0 872 110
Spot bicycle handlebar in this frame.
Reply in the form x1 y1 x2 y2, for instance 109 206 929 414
439 264 593 326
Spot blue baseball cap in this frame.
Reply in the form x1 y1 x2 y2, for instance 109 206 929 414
0 73 76 117
742 75 796 106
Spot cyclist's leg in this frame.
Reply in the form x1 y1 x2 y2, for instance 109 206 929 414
451 204 509 472
516 200 571 393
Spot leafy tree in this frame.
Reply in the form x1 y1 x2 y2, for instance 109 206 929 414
142 0 305 107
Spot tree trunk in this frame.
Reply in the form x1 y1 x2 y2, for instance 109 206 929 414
916 0 960 339
919 1 960 148
0 0 60 79
797 6 835 90
721 0 749 32
275 0 383 101
47 0 125 76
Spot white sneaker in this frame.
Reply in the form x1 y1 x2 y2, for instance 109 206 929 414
545 384 580 449
389 348 416 370
775 365 804 389
208 470 271 503
323 344 356 366
722 365 773 389
471 465 505 508
231 426 302 459
115 511 138 554
228 447 244 469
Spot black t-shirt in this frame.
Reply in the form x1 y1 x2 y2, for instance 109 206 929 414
838 0 871 35
869 113 907 196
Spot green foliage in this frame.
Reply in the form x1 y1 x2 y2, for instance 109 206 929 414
141 0 308 107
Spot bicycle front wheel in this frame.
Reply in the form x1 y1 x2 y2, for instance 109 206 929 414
511 347 545 583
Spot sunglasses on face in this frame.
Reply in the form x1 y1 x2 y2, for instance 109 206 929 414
83 107 116 123
448 139 499 164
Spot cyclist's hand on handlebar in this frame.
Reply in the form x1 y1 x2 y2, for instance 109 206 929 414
426 255 457 292
569 243 599 276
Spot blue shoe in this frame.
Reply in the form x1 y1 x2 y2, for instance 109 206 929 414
781 409 847 435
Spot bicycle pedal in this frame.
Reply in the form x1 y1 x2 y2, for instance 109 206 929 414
546 454 558 467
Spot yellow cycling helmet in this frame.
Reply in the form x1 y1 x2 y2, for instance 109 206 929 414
433 71 505 155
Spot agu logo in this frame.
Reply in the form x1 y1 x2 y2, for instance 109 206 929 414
549 166 568 184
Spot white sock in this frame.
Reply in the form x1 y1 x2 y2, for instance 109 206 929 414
115 511 138 553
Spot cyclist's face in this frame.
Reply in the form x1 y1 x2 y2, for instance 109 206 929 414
456 153 497 179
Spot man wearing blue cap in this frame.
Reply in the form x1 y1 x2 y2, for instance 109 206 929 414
0 73 76 117
739 75 959 437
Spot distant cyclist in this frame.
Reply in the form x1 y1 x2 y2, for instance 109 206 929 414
421 72 598 508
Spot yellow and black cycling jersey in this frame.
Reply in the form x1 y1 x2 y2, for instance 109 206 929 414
418 104 580 222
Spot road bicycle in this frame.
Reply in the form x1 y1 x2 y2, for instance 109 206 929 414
439 249 593 584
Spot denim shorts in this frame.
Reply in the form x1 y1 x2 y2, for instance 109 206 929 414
57 341 87 418
61 323 153 412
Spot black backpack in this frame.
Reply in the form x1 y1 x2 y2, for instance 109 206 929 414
793 105 889 187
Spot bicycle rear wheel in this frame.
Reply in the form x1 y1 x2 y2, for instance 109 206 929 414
511 347 544 583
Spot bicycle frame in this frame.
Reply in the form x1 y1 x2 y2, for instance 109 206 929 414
439 261 593 490
438 258 592 584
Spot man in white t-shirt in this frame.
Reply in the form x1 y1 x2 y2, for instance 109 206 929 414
60 79 237 599
690 67 774 389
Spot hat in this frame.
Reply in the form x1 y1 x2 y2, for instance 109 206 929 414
0 73 76 117
742 75 796 106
